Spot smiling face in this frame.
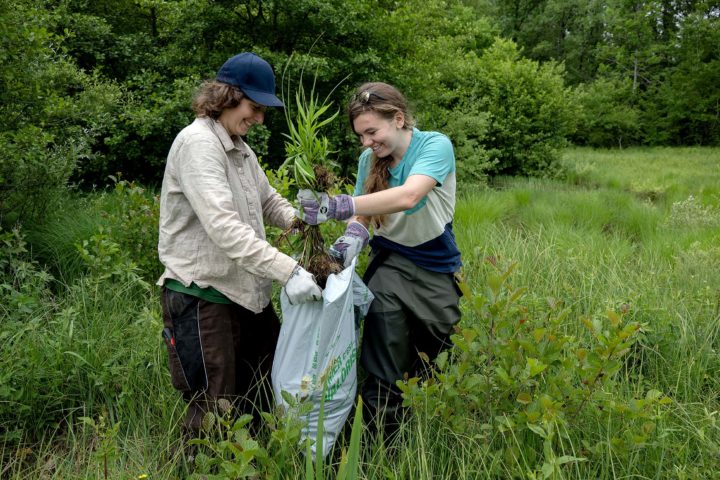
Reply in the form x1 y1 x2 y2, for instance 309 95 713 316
352 110 411 165
218 97 267 137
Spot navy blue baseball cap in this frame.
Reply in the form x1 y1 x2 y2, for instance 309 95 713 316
216 52 284 108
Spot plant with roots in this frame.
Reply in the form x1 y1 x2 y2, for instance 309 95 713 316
278 64 346 285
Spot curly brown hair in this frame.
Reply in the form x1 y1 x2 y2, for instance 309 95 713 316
348 82 415 227
192 81 245 119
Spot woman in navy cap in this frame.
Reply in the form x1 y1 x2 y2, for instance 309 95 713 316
157 53 322 439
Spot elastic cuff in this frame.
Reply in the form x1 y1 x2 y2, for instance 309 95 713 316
334 195 355 220
347 220 369 239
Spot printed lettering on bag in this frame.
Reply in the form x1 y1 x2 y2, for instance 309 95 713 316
324 343 357 401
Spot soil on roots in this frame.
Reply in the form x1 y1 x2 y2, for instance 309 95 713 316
277 218 341 288
300 222 342 287
306 250 342 288
313 165 336 191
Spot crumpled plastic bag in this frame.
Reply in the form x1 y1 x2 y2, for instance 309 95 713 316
273 258 373 455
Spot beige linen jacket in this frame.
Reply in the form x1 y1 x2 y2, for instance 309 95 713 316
157 117 297 313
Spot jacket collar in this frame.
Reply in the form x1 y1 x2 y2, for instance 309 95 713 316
199 117 248 154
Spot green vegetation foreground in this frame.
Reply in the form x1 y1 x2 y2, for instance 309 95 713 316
1 147 719 478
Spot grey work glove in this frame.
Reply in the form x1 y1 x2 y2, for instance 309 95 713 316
284 265 322 304
295 189 355 225
329 221 370 268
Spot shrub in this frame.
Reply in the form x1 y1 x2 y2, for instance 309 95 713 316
98 178 162 282
98 74 196 184
399 260 670 477
0 0 122 225
472 39 577 177
664 195 720 229
442 103 494 184
571 77 641 148
392 34 577 181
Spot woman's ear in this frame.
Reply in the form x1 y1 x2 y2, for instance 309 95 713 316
394 111 405 129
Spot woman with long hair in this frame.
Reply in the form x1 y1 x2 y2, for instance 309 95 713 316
297 81 462 439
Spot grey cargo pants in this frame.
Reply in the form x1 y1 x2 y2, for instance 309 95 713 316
360 252 461 435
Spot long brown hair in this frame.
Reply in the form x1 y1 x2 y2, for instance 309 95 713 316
348 82 415 227
192 80 245 119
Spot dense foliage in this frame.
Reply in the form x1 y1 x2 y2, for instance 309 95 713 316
483 0 720 147
4 0 717 226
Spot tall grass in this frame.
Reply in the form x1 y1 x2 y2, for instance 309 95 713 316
450 149 720 478
2 147 719 478
24 194 108 284
561 146 720 207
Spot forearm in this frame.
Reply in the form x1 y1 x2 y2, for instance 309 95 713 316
262 190 295 229
296 176 435 224
351 174 436 217
259 167 295 228
352 184 421 216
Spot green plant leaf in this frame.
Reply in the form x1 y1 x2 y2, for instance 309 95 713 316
527 357 548 377
527 423 548 438
517 392 532 404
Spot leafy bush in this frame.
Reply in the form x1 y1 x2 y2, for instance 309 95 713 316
0 0 122 225
442 101 494 184
97 178 162 281
571 77 641 148
664 195 720 229
97 75 196 184
387 32 576 180
399 260 670 477
471 39 577 177
0 228 54 324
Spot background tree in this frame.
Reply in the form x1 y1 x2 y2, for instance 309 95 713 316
487 0 720 147
0 0 121 224
2 0 718 227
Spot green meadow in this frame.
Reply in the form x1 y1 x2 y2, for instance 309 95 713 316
1 148 719 478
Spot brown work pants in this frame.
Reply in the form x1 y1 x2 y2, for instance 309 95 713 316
160 287 280 433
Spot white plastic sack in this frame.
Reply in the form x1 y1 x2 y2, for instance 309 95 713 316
272 258 373 456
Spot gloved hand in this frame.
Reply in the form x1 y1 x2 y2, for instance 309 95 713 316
284 265 322 304
329 221 370 268
295 189 355 225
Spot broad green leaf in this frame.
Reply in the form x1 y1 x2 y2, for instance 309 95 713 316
527 357 548 377
517 392 532 404
527 423 547 438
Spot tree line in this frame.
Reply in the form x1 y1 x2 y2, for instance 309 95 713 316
1 0 718 225
486 0 720 147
